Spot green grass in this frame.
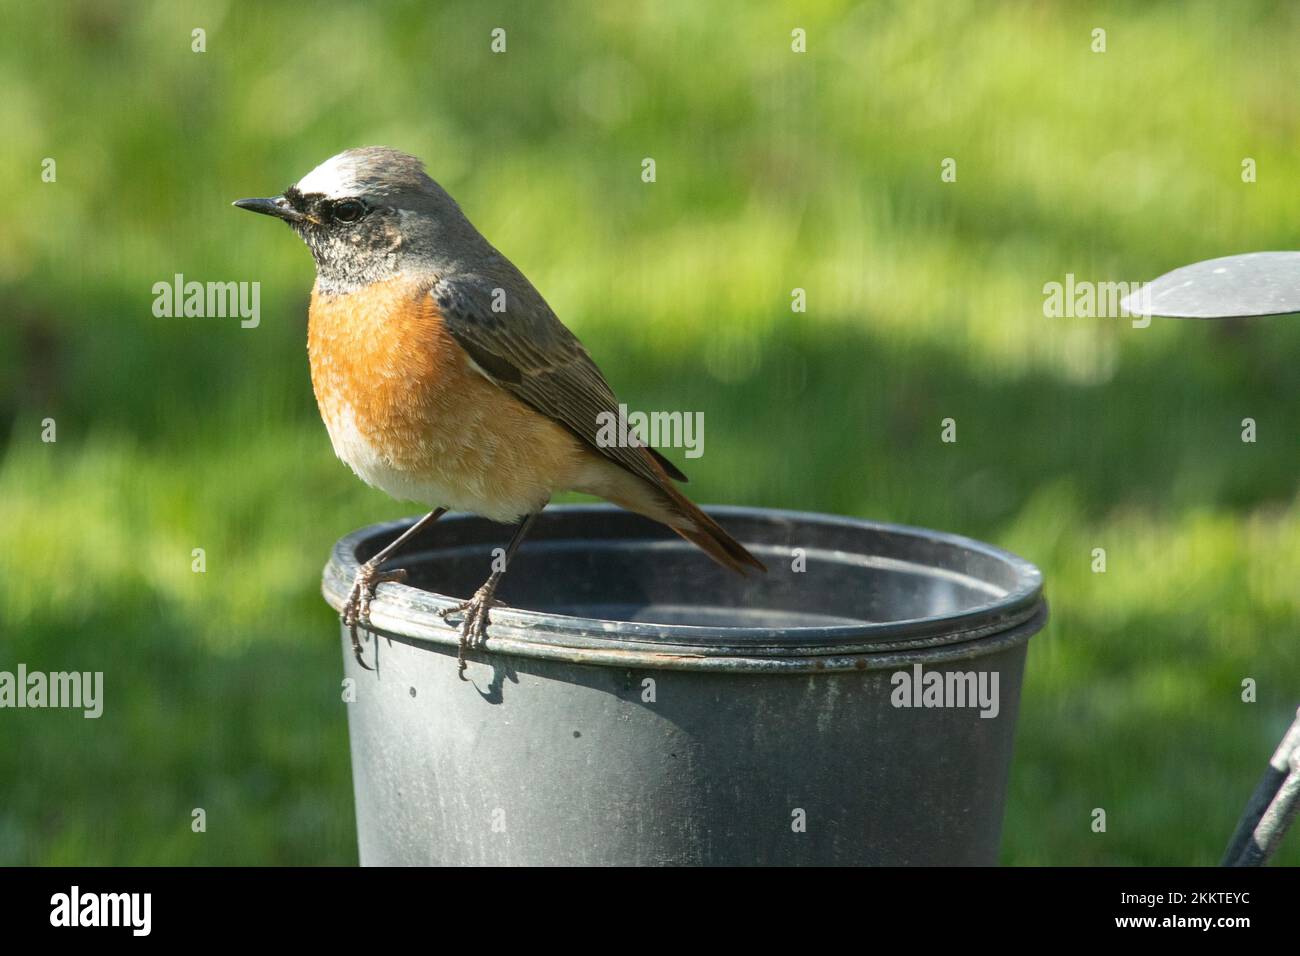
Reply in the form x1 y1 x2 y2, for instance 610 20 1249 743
1 0 1297 865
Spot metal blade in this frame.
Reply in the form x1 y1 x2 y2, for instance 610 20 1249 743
1121 251 1300 319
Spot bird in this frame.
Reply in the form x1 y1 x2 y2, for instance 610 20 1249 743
234 146 765 676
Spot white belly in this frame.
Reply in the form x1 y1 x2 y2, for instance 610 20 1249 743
321 402 541 523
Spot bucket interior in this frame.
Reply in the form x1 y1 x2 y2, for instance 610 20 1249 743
350 506 1040 638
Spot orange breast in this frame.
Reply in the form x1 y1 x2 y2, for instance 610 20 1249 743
307 275 587 521
308 275 454 467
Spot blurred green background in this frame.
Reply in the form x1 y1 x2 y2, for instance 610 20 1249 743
1 0 1297 865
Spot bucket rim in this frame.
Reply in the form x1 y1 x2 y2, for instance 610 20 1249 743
321 504 1047 669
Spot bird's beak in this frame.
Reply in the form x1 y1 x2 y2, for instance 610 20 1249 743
232 196 306 223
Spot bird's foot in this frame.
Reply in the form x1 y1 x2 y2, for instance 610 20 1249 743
439 583 506 678
341 562 408 671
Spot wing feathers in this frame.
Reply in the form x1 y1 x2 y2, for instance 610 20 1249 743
432 276 689 488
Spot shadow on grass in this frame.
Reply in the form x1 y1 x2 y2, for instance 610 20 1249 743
0 609 356 866
1 310 1296 865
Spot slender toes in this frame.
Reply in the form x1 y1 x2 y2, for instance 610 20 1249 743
342 593 359 628
444 586 501 677
437 601 467 622
343 565 407 634
349 621 374 671
462 601 492 649
471 611 490 648
341 567 369 628
358 569 405 626
447 594 493 681
342 562 403 672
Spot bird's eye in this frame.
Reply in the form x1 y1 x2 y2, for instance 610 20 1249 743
333 200 365 223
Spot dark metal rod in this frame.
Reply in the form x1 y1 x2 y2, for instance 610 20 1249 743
1221 706 1300 866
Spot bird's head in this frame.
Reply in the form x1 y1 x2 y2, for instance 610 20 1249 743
234 146 474 293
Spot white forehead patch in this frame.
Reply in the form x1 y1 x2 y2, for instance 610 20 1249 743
295 153 361 198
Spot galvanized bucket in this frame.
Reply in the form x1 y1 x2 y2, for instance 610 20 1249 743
323 504 1047 865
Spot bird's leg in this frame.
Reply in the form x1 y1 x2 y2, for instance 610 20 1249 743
343 507 447 670
440 511 540 678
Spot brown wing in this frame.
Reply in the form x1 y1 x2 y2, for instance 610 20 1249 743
431 276 688 486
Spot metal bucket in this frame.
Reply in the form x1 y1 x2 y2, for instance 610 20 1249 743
323 504 1047 865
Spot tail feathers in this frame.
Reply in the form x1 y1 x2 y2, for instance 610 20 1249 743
672 515 767 575
576 448 766 576
648 447 689 483
659 483 767 576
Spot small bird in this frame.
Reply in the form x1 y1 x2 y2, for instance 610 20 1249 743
235 147 765 675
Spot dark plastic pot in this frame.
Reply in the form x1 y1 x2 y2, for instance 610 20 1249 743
322 504 1047 865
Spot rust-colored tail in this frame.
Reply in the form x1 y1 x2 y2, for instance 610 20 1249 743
658 481 767 576
577 446 767 576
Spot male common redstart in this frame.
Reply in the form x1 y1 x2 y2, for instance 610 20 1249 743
235 147 764 675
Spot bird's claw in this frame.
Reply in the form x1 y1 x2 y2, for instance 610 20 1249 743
439 585 505 678
341 564 408 671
